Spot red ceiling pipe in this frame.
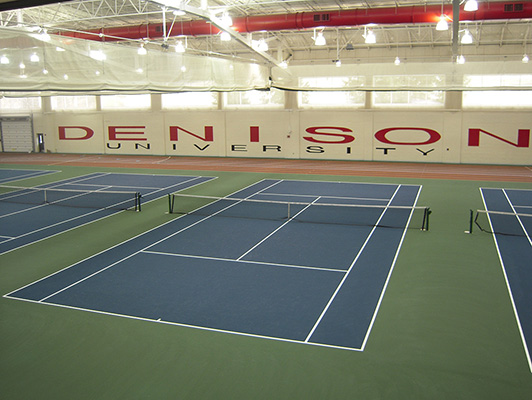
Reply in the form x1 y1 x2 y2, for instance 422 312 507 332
58 2 532 42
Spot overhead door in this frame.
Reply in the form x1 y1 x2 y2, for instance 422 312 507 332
1 117 34 152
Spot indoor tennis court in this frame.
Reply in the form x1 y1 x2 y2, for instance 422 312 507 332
0 170 214 254
5 179 427 350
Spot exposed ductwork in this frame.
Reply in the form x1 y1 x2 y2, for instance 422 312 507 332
58 1 532 42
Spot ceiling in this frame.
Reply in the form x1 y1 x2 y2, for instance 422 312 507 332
0 0 531 66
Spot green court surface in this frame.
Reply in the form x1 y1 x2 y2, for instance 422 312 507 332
1 163 532 400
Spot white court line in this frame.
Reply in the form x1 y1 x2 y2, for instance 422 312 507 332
142 250 346 274
2 177 258 297
0 175 214 256
66 183 169 191
236 197 321 261
502 189 532 247
304 185 402 343
0 169 60 184
360 185 422 351
34 180 284 302
254 192 389 203
3 295 364 352
480 188 532 373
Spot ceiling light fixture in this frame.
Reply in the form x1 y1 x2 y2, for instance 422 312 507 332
221 12 233 27
89 49 106 61
220 31 231 42
313 29 326 46
394 56 401 65
461 29 473 44
30 53 40 62
39 29 51 42
464 0 479 12
523 54 529 63
0 55 9 64
138 43 147 55
436 15 449 31
456 55 466 64
363 27 376 44
175 39 186 53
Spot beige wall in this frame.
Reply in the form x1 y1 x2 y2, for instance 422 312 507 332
35 109 532 165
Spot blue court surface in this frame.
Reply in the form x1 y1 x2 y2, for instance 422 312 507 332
6 179 424 351
0 168 59 184
480 188 532 371
0 172 214 255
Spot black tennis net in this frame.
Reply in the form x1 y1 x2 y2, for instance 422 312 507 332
168 193 430 230
468 209 531 236
0 184 141 211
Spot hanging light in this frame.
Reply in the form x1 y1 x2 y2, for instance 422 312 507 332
394 56 401 65
220 31 231 42
436 15 449 31
464 0 478 12
89 49 106 61
456 55 466 64
175 39 186 53
279 60 288 69
314 30 326 46
221 12 233 27
30 53 40 62
39 29 51 42
257 39 268 52
523 54 529 63
461 29 473 44
335 59 342 67
0 55 10 64
364 27 376 44
137 43 147 55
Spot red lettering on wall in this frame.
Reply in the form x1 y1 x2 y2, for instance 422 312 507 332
108 126 147 141
58 126 94 140
375 127 441 145
468 128 530 148
303 127 355 144
169 126 214 142
250 126 260 142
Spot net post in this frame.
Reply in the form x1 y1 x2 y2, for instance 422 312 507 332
136 192 142 212
287 202 291 219
466 209 474 233
168 193 176 214
421 207 431 231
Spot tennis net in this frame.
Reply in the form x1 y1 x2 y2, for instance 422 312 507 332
0 185 141 211
468 209 531 236
168 193 430 230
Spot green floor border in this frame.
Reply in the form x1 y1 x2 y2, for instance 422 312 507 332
1 164 532 400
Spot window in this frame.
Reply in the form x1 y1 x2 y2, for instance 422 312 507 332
162 92 218 110
372 75 445 107
464 74 532 88
100 94 151 110
298 76 366 108
0 96 41 112
51 95 97 111
462 74 532 108
224 89 284 108
463 91 532 108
